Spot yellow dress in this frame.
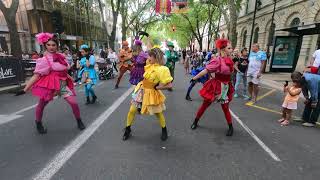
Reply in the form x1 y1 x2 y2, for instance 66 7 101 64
132 62 173 115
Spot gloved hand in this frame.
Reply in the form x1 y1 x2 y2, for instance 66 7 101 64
190 79 196 84
15 90 26 96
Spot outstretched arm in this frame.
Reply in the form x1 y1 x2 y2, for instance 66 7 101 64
192 69 208 80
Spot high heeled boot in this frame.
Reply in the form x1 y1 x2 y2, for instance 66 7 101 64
122 126 131 141
191 118 199 130
36 121 47 134
226 123 233 136
77 118 86 130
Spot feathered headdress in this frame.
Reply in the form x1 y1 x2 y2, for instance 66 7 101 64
134 40 143 46
35 32 54 45
215 39 229 49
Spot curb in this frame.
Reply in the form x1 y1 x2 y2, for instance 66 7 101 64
0 83 26 94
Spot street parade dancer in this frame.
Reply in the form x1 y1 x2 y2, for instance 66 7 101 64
78 44 98 105
190 39 235 136
16 32 85 134
165 41 179 90
115 41 133 89
123 47 173 141
129 40 148 85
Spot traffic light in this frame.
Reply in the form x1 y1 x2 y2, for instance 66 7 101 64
172 25 176 32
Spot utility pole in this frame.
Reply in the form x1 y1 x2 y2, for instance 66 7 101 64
248 0 259 53
266 0 277 62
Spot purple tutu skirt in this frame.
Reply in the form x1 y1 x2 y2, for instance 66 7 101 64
129 64 145 85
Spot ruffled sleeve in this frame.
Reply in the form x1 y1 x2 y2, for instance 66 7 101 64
205 58 220 73
158 66 173 84
34 57 50 75
89 55 96 65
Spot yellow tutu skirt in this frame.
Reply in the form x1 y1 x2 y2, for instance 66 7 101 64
133 80 166 115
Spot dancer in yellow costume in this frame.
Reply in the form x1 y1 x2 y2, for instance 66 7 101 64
123 47 173 141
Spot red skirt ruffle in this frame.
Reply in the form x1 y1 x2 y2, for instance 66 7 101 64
199 78 234 103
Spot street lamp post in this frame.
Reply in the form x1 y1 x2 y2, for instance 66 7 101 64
248 0 260 53
266 0 277 61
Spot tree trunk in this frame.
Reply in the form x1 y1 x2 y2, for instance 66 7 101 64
6 19 22 57
109 12 118 50
0 0 21 57
97 0 108 44
122 23 127 41
228 0 238 48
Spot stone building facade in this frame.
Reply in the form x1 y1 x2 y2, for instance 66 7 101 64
218 0 320 71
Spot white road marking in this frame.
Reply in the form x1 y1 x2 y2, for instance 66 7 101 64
11 104 38 115
31 86 134 180
230 109 281 162
0 114 24 126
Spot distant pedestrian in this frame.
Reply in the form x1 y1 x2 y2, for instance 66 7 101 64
308 48 320 74
234 48 249 98
247 43 267 103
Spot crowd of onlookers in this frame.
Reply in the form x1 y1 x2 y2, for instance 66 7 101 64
181 45 320 127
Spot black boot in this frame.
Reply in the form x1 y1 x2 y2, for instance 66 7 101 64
36 121 47 134
191 119 199 130
85 96 90 105
161 127 168 141
185 95 192 101
77 118 86 130
91 95 97 104
122 126 131 141
226 123 233 136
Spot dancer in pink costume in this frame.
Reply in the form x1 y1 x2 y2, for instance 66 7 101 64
17 33 85 134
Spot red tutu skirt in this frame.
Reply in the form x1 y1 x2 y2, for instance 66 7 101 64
32 71 75 101
199 78 234 103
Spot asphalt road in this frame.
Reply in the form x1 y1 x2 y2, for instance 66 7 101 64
0 64 320 180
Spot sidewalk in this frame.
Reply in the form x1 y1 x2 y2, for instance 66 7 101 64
261 72 291 91
261 72 320 127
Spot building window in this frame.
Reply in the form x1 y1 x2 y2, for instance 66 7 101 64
253 27 259 43
242 30 247 48
289 17 300 36
290 17 300 27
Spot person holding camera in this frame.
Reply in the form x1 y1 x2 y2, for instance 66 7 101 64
278 72 302 126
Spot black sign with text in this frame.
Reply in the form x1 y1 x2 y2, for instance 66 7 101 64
0 57 23 87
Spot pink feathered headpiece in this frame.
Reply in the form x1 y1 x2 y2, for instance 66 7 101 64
35 32 54 45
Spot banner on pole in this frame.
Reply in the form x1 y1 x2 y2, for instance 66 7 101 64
171 0 188 14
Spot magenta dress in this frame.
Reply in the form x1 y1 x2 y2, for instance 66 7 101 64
129 51 148 85
32 53 75 101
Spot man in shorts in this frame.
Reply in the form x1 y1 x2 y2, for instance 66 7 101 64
247 43 267 103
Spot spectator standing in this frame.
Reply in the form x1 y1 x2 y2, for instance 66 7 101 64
234 48 249 98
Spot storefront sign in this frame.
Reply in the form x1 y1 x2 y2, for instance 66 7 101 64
271 36 301 71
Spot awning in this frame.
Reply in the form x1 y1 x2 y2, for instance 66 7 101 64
276 23 320 36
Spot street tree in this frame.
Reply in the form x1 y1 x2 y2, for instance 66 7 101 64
217 0 242 47
101 0 121 50
0 0 22 57
120 0 155 41
164 1 220 50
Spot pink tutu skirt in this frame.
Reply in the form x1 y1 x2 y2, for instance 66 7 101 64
32 71 75 101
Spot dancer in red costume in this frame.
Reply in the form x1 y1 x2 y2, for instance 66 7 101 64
190 39 235 136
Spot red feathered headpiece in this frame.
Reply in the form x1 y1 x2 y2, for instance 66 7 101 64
215 39 230 50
